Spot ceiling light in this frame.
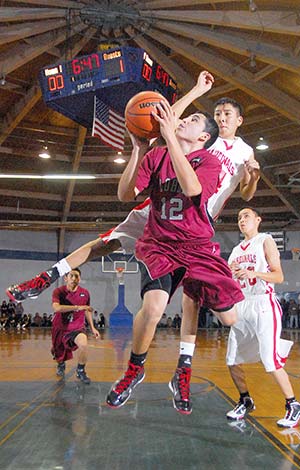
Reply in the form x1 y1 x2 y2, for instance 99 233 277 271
38 146 51 159
114 157 126 164
0 174 96 180
248 0 257 12
256 137 269 151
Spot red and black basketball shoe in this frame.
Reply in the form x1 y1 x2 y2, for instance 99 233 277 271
6 268 59 302
106 361 145 408
169 366 192 415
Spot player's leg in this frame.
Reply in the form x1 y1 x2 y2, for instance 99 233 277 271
106 267 171 408
226 364 255 420
169 293 198 415
6 237 121 302
212 305 237 326
225 310 257 420
6 200 150 302
74 332 91 385
258 297 300 428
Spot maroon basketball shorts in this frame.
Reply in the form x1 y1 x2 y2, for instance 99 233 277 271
136 237 244 311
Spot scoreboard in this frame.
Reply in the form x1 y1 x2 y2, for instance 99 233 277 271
39 47 177 130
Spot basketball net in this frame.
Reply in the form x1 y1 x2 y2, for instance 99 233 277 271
291 248 300 261
115 267 125 284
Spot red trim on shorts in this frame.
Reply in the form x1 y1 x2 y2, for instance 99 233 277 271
270 294 282 370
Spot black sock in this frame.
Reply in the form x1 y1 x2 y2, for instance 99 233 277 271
240 391 250 402
47 267 59 283
77 363 85 371
286 397 296 406
130 351 147 366
177 354 192 369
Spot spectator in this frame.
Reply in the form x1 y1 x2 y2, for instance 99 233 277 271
1 300 8 316
167 316 173 328
172 314 182 329
0 311 8 329
98 313 106 329
32 312 42 327
288 299 299 329
7 301 16 323
15 302 24 323
280 298 289 329
158 313 168 328
41 313 49 327
21 314 30 330
93 310 100 328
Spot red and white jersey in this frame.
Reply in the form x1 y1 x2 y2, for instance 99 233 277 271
207 136 253 219
228 233 275 296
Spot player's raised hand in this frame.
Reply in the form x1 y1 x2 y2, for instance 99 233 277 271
195 71 214 95
244 158 260 180
127 129 150 152
152 100 176 141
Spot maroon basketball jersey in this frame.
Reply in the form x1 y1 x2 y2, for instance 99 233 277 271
52 285 90 332
135 146 221 242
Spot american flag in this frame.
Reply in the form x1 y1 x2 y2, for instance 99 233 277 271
92 96 125 151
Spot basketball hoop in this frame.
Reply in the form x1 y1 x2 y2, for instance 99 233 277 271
115 267 125 283
291 248 300 261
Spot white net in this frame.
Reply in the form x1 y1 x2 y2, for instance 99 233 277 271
291 249 300 261
115 268 125 284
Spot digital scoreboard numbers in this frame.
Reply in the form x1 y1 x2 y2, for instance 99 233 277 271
39 47 177 128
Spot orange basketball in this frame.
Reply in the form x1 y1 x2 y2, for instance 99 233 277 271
125 91 167 139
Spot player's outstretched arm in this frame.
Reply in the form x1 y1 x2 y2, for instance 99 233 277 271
171 71 214 122
118 133 149 202
239 153 260 201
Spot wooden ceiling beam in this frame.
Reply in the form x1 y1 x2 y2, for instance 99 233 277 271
152 21 300 73
146 28 300 122
221 205 292 216
19 122 77 137
0 206 130 218
254 65 278 82
0 7 69 22
207 83 237 98
0 19 67 47
0 22 86 75
141 9 300 36
0 85 42 146
0 26 96 146
7 0 84 8
143 0 240 8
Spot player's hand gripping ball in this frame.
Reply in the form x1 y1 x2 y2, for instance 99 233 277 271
125 91 168 139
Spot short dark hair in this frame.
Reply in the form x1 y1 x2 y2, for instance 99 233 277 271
201 112 219 148
70 267 81 275
214 97 243 116
239 207 262 218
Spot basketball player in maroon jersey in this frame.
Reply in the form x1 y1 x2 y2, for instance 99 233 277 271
106 100 244 411
6 71 216 303
52 267 100 383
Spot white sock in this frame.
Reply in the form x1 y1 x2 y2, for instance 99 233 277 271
53 258 72 277
179 341 195 357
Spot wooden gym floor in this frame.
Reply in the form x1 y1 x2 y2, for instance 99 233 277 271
0 327 300 470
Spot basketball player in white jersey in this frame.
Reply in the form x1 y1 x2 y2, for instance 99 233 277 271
226 207 300 428
172 96 260 415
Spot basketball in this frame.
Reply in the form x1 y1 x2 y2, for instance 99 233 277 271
125 91 167 139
